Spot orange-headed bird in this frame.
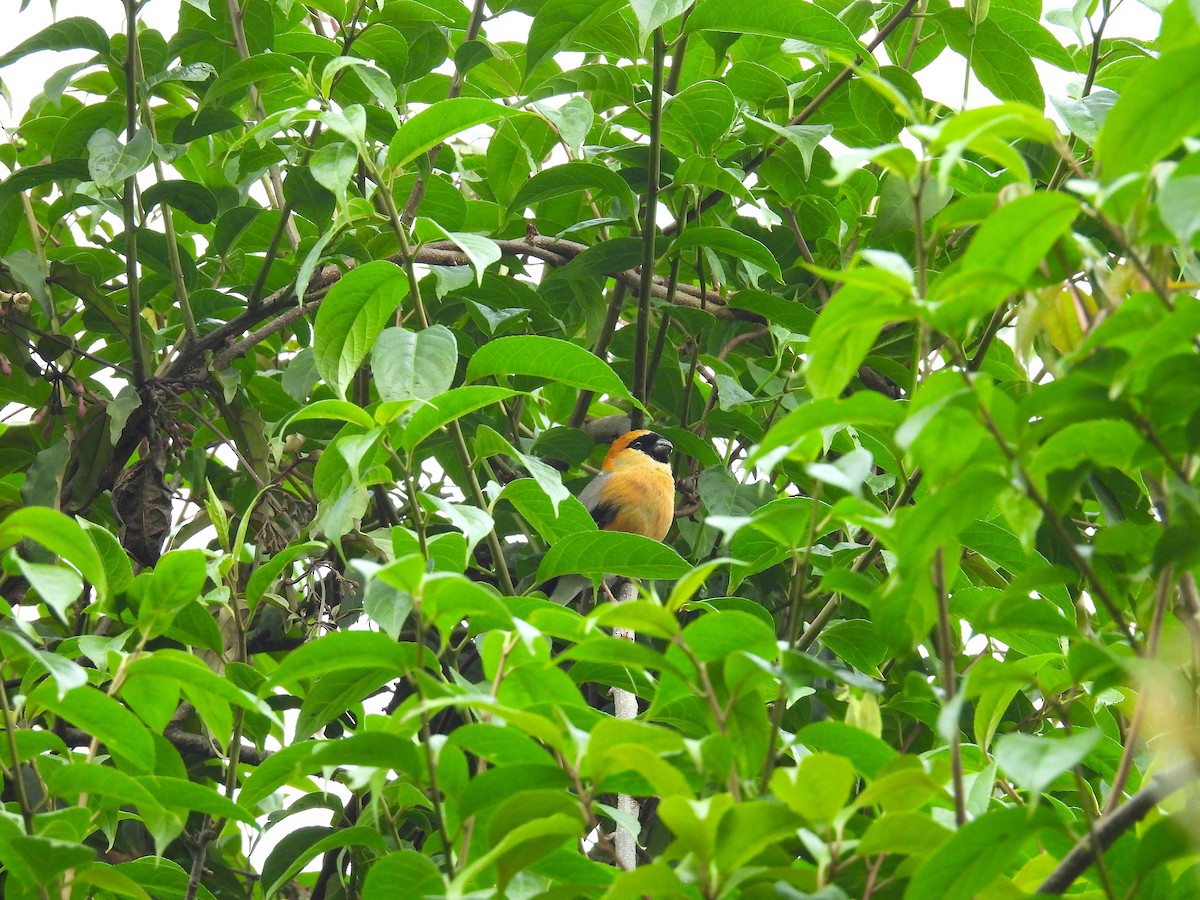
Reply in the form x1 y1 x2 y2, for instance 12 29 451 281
578 430 675 541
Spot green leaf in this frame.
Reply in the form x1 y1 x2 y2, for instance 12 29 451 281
202 53 301 107
1096 49 1200 177
931 191 1079 328
371 325 458 403
5 836 95 885
0 507 107 601
751 393 905 468
269 631 429 685
238 735 422 809
685 0 862 58
994 729 1101 795
285 399 375 430
938 10 1043 108
524 0 627 78
859 811 954 856
537 532 691 581
111 859 216 900
821 619 888 674
535 96 594 157
400 386 521 452
454 814 581 892
681 610 776 662
0 159 91 208
959 192 1079 279
772 753 857 827
667 226 782 282
662 81 736 154
0 17 110 69
806 284 913 398
798 721 897 778
87 128 153 189
322 59 397 111
1051 90 1118 146
310 140 358 201
487 117 543 208
127 651 274 717
475 425 570 514
321 104 368 153
466 336 638 405
73 864 153 900
1160 174 1200 245
630 0 692 49
263 826 387 898
0 631 87 698
294 667 394 739
509 160 635 212
673 156 756 205
423 493 495 557
387 99 518 170
1029 419 1144 480
904 806 1058 899
141 180 219 224
364 851 446 899
500 480 597 542
422 572 513 633
314 261 409 399
12 557 82 621
432 227 502 285
133 549 207 639
591 600 682 639
713 801 802 874
245 540 327 608
31 683 155 772
149 776 256 823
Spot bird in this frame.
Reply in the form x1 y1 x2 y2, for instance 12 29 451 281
542 429 676 605
577 429 675 541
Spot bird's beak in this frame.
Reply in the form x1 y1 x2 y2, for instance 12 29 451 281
650 437 672 463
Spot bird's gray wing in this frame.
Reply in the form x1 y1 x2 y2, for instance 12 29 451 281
576 471 618 529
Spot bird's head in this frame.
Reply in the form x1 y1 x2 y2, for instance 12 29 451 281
603 429 673 469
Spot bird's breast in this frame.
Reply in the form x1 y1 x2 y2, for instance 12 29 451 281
604 466 675 542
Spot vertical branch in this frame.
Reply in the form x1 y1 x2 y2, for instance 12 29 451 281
123 0 147 385
225 0 299 250
569 283 628 429
901 0 928 69
760 489 824 793
612 578 641 871
632 29 667 429
664 8 692 94
128 26 198 344
0 672 37 839
935 548 967 827
408 595 458 877
401 0 490 222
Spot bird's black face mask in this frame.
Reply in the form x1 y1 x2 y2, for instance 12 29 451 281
629 431 672 464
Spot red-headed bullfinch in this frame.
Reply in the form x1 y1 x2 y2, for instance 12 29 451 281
577 429 675 541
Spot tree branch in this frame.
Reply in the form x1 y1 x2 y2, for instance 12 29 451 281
57 724 271 767
1037 761 1198 894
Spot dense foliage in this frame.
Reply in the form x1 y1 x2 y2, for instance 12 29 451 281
2 0 1200 896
